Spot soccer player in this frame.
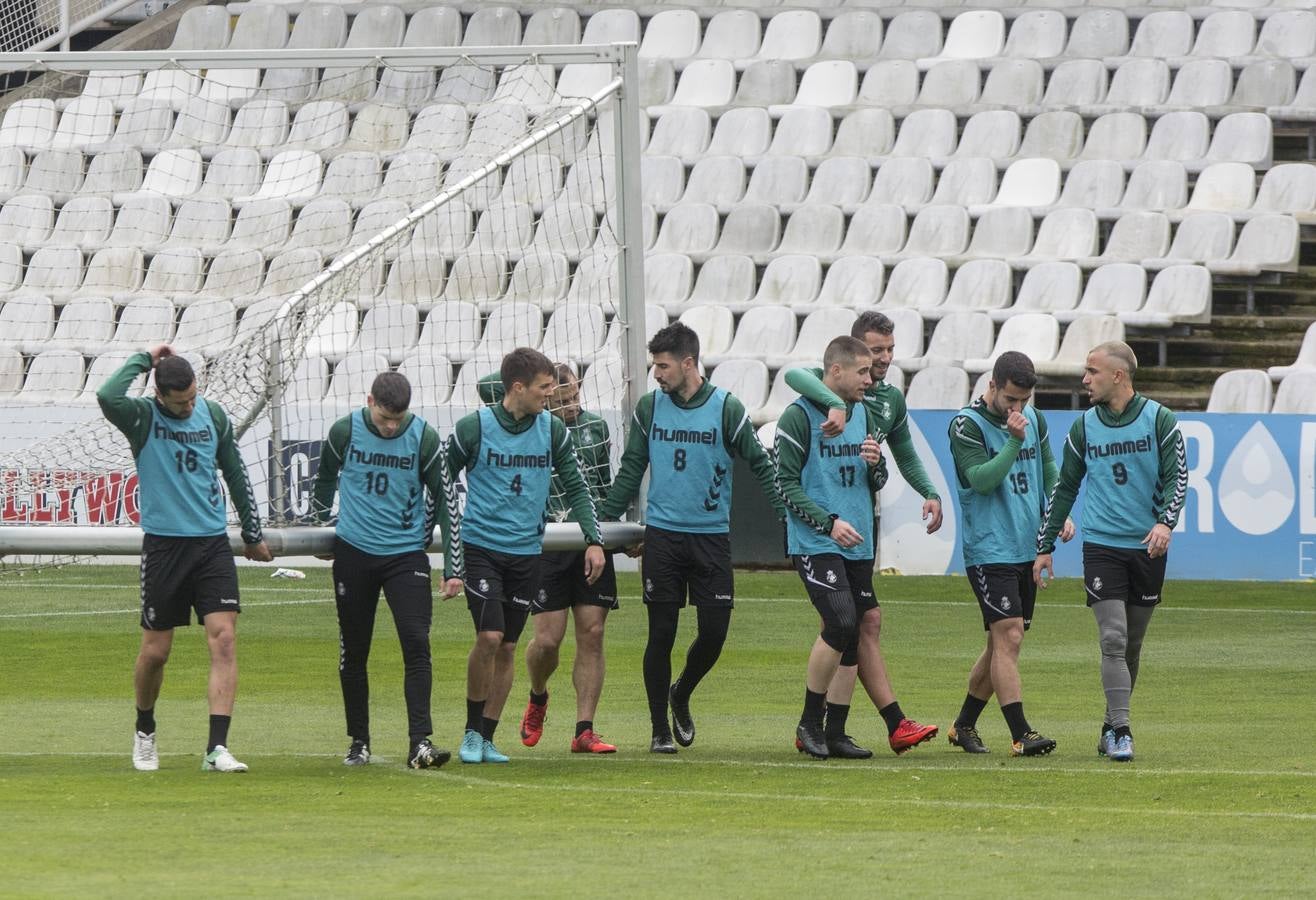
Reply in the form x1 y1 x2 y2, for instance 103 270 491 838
97 346 272 774
777 336 888 760
598 322 786 754
784 311 940 755
1034 341 1187 763
476 366 619 753
448 348 605 764
946 352 1073 757
311 371 464 770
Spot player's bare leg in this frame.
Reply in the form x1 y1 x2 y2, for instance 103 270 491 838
990 617 1053 757
485 641 517 723
461 631 503 763
135 628 173 713
200 611 245 771
132 628 172 771
798 636 844 758
521 611 567 746
572 605 608 724
854 608 938 754
204 611 238 716
569 605 615 753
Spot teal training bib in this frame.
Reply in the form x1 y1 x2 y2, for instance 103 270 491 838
137 399 226 537
955 406 1045 567
464 407 553 555
1081 399 1163 549
786 399 874 561
335 409 427 557
646 387 734 534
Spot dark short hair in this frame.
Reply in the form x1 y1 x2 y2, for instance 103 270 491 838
501 347 555 391
851 310 894 340
648 321 700 363
992 351 1037 391
370 371 411 413
554 362 577 386
155 355 195 395
823 335 872 370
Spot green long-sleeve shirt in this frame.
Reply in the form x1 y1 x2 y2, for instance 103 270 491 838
597 379 787 522
476 372 612 523
96 351 263 544
948 399 1059 497
774 397 889 535
784 368 940 501
1036 394 1187 554
311 409 463 580
448 402 604 546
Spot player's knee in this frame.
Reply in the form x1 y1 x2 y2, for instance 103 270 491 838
859 607 882 640
474 630 503 654
207 629 236 662
993 620 1025 654
138 643 170 668
495 641 517 664
1098 626 1128 658
820 620 857 654
576 618 605 651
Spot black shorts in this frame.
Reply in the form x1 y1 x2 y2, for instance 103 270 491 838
463 542 540 643
534 549 618 614
967 562 1036 630
641 525 734 609
1082 543 1167 608
139 533 240 630
792 554 879 618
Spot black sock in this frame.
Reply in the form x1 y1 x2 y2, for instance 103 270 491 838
465 698 485 734
878 702 904 736
1001 702 1030 742
530 689 548 707
480 716 499 742
955 693 988 729
135 707 155 735
801 689 827 727
1114 725 1132 739
823 703 850 739
207 715 230 753
575 720 592 738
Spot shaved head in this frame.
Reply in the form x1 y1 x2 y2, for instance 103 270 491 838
1092 341 1137 377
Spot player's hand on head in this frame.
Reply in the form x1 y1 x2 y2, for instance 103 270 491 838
149 344 173 365
822 407 846 437
584 544 606 585
1142 523 1172 558
245 540 273 562
1033 553 1053 588
1006 410 1028 441
923 498 943 534
1060 517 1076 543
441 577 463 599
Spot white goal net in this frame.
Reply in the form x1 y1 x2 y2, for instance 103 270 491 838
0 44 647 556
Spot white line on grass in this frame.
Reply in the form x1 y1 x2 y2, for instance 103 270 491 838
2 592 1313 619
439 770 1316 823
0 750 1310 782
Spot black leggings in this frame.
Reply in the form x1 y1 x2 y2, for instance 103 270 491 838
333 539 434 743
643 603 732 733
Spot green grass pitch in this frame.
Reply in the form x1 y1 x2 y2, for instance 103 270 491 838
2 566 1312 897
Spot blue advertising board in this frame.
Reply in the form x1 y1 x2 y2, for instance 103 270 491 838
875 411 1316 582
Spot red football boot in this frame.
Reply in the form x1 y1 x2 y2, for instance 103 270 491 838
570 729 617 754
520 695 548 747
889 718 939 754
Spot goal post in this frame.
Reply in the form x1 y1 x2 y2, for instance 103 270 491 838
0 43 649 557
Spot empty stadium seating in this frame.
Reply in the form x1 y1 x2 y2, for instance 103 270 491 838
0 1 1311 417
